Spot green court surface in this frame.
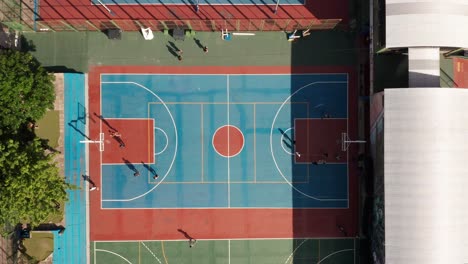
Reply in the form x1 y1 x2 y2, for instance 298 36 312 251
92 238 356 264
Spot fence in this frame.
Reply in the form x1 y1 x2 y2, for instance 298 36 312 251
1 0 341 32
33 18 341 32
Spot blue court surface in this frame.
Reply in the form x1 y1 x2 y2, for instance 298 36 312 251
99 73 349 209
93 0 305 6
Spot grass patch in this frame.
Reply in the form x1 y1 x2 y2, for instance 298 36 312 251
46 201 64 223
35 110 59 148
22 232 54 263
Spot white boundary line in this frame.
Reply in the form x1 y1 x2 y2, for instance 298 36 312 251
95 237 356 242
98 74 350 207
141 242 162 264
94 241 96 264
227 75 231 208
100 206 347 209
84 73 91 264
228 240 231 264
100 81 178 202
101 73 345 76
346 74 349 208
94 249 133 264
284 238 308 264
92 2 305 5
317 249 354 264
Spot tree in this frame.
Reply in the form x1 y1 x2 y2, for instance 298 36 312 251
0 50 55 135
0 138 75 233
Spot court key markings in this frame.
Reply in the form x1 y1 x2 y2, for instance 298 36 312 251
100 78 348 204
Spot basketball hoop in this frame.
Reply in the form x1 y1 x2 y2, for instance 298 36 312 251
80 133 105 152
341 132 366 151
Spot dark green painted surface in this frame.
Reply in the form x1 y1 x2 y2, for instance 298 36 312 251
22 31 357 72
94 239 356 264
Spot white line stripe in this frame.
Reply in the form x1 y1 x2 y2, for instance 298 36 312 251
84 73 91 264
317 249 354 264
94 241 96 264
284 239 308 264
141 242 162 264
227 75 231 208
228 240 231 264
102 73 347 76
95 237 355 243
100 206 349 210
95 249 133 264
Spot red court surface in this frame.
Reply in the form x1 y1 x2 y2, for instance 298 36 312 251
213 125 244 157
88 65 359 241
294 118 347 163
38 0 349 23
101 119 154 164
454 58 468 88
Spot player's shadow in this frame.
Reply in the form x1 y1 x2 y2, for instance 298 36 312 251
122 158 138 173
68 120 90 140
166 45 178 58
282 139 293 150
141 162 157 174
82 174 97 187
193 38 204 50
93 112 118 132
278 128 295 144
177 229 194 240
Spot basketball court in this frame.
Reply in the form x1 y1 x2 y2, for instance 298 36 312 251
85 65 359 263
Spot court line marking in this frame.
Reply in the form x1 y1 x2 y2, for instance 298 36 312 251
95 249 133 264
100 206 347 209
253 103 257 182
161 241 169 264
95 237 356 242
102 73 347 76
101 81 178 202
227 75 230 208
84 73 91 264
270 81 348 202
280 127 294 155
94 2 305 6
154 127 169 155
211 125 245 158
346 73 349 209
228 240 231 264
201 104 204 183
139 241 141 264
148 101 309 105
141 241 162 264
317 249 354 264
284 238 308 264
94 241 96 264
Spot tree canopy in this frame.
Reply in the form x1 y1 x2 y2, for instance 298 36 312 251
0 138 73 232
0 50 55 135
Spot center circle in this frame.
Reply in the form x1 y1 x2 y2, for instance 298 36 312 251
212 125 244 158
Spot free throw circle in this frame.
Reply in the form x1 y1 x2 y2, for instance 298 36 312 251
212 125 244 158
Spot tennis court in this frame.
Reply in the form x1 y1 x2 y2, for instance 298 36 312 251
86 65 359 263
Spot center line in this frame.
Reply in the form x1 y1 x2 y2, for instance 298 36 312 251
227 75 231 208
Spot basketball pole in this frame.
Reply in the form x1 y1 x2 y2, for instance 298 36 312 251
274 0 280 14
94 0 115 16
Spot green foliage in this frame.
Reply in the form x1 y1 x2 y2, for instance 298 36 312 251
0 50 55 135
0 138 74 232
